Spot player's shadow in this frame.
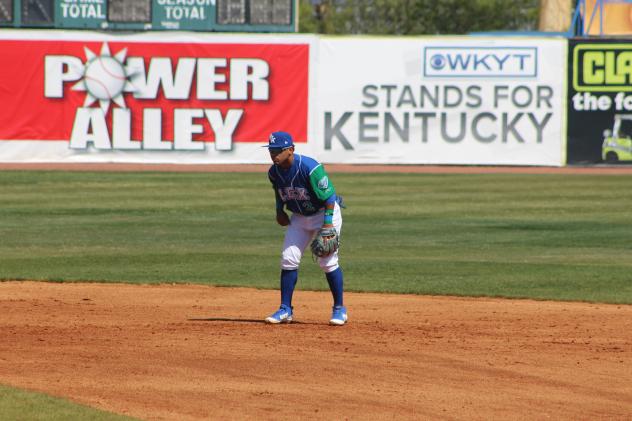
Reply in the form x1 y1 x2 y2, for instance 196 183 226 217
188 317 314 325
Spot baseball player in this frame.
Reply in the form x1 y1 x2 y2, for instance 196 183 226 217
263 131 347 326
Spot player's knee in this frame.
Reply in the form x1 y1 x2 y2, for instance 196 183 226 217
281 246 302 270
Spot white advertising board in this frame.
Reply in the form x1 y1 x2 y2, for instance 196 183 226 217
313 37 566 166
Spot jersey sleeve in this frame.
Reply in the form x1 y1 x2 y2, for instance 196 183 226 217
308 164 335 201
267 167 275 185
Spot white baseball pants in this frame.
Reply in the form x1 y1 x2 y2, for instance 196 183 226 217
280 202 342 273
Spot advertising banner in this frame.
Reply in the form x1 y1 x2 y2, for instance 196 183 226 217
0 30 312 163
314 37 566 165
568 38 632 164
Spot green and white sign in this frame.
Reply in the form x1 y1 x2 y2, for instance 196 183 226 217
153 0 214 31
58 0 106 28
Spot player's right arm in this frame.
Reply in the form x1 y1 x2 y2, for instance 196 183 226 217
274 189 290 226
269 170 290 226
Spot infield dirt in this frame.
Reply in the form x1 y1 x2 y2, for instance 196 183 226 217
1 281 631 420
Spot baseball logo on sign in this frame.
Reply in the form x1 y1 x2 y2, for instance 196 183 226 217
84 56 127 100
68 43 138 113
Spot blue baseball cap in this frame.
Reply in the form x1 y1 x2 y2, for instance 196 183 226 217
264 131 294 149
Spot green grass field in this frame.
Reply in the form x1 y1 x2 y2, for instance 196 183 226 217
0 384 135 420
1 170 631 303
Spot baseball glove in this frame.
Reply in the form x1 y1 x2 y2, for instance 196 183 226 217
310 226 339 258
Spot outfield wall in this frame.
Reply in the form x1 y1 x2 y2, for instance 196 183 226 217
0 30 566 165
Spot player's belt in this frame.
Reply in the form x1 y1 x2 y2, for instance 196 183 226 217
300 207 324 217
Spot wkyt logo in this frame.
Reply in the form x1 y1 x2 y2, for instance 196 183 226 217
424 47 537 78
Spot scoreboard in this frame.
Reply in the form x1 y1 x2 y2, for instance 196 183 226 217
0 0 296 32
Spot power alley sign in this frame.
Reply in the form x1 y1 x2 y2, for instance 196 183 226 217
0 32 308 161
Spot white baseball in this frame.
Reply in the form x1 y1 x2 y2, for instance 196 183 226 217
84 56 126 100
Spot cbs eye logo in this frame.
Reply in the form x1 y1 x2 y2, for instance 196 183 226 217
429 54 446 70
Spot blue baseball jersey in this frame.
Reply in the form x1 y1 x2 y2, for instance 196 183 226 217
268 154 336 216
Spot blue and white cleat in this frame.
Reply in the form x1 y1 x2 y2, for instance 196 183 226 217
329 305 348 326
265 304 293 324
